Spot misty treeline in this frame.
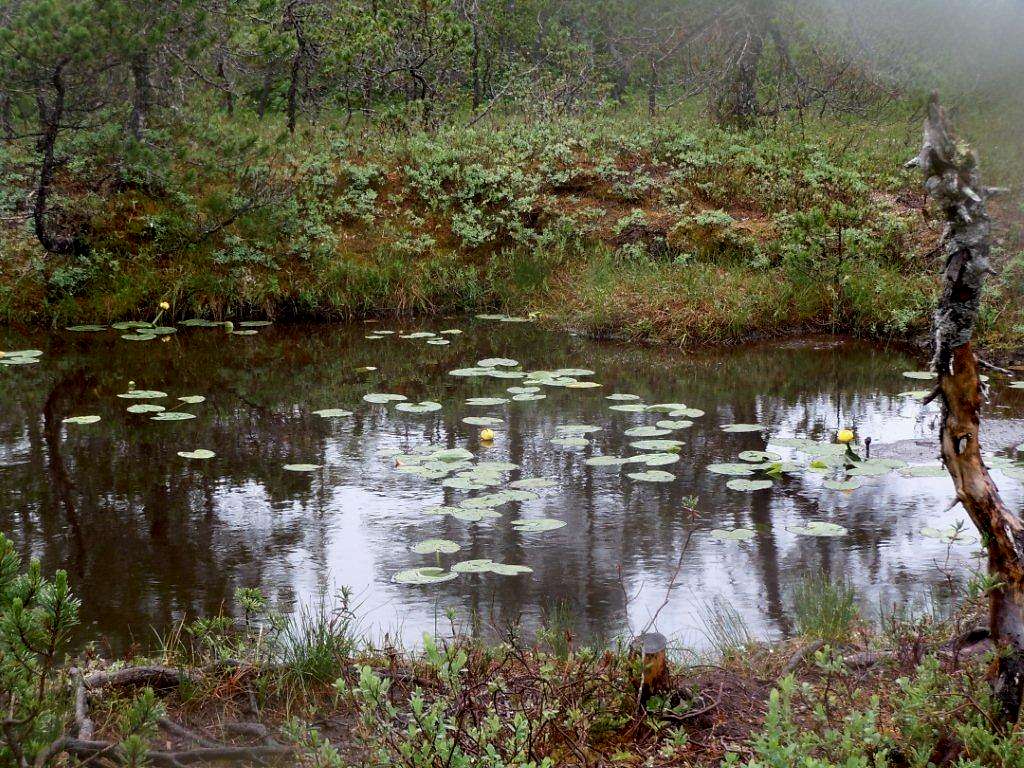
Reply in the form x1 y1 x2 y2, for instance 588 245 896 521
1 0 1022 257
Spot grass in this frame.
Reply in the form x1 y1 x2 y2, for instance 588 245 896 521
1 99 1022 355
791 573 861 643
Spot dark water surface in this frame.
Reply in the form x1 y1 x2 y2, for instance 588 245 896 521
2 321 1023 653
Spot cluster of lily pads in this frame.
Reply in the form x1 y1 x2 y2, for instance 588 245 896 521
59 386 213 459
64 318 273 341
0 349 43 367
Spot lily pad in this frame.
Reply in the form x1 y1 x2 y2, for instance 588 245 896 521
606 393 641 401
452 559 499 573
726 479 773 491
63 415 100 425
66 324 107 332
898 390 931 399
312 408 353 418
363 393 408 404
586 455 628 467
669 408 705 418
738 450 781 463
231 330 259 336
463 416 504 427
721 424 765 433
627 470 675 482
475 461 518 472
609 404 647 413
150 412 196 421
630 439 684 451
178 395 206 405
117 390 167 400
478 358 519 368
1010 382 1024 390
126 404 166 414
507 386 540 395
432 448 475 463
411 539 461 555
393 567 457 585
646 403 689 413
440 329 463 335
789 521 848 537
283 463 319 472
656 420 694 430
706 463 755 476
511 518 567 533
624 426 671 438
512 393 546 402
632 453 680 466
709 528 756 542
239 320 273 327
900 465 947 478
902 371 937 380
443 475 495 491
426 339 450 346
466 397 509 406
395 401 443 413
178 449 215 460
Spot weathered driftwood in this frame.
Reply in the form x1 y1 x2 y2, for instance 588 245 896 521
909 93 1024 722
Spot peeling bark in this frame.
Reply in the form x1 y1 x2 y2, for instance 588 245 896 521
910 93 1024 722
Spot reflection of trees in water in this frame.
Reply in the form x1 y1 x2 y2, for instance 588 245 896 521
0 326 1012 651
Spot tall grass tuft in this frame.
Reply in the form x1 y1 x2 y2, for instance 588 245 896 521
701 596 753 659
281 588 358 687
791 572 859 643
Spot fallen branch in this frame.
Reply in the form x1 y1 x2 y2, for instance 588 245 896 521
157 718 225 749
779 639 825 677
52 737 293 767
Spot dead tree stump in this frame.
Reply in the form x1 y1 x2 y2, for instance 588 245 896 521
909 93 1024 723
635 631 669 703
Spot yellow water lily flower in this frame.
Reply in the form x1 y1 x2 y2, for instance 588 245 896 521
159 301 170 310
480 428 495 442
837 429 855 444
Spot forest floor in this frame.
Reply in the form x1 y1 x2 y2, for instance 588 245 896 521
2 107 1023 357
53 590 1024 768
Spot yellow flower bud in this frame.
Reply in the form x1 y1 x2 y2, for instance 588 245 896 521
480 428 495 442
159 301 170 310
837 429 855 444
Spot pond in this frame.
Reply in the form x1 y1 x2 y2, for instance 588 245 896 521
1 319 1023 653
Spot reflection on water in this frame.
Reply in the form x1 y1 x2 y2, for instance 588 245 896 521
1 322 1022 652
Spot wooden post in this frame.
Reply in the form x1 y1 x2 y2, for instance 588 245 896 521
910 93 1024 723
635 631 669 702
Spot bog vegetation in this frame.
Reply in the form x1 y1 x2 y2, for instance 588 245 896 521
0 0 1022 349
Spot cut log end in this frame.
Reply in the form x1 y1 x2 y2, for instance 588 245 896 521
635 631 669 702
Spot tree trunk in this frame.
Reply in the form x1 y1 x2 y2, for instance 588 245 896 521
712 0 772 126
910 93 1024 723
33 61 78 256
0 91 12 140
647 58 658 117
216 56 235 115
128 50 152 140
257 68 273 119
